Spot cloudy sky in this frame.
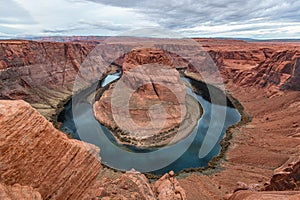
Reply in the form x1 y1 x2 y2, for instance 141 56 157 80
0 0 300 39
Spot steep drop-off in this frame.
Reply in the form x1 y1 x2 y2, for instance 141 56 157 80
0 38 299 199
0 40 95 121
93 48 203 147
0 100 101 199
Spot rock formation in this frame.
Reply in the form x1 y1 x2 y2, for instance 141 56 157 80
0 38 300 199
85 170 187 200
228 190 300 200
85 169 156 200
264 157 300 191
225 157 300 199
153 171 187 200
177 40 300 199
93 48 202 147
0 183 42 200
0 100 101 199
232 50 300 91
0 40 95 121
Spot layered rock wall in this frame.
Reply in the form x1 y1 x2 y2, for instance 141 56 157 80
0 100 101 199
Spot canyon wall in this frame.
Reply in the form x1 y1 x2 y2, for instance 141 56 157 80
0 40 95 121
0 100 101 199
0 183 42 200
1 39 298 122
0 38 299 199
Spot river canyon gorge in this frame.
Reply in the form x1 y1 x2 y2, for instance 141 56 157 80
0 37 299 199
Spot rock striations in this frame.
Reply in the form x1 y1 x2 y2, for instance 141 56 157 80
264 157 300 191
0 100 101 199
232 50 300 91
93 48 202 148
153 171 187 200
85 169 186 200
0 183 42 200
0 40 95 121
0 38 300 199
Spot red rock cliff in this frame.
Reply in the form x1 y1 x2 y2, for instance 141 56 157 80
0 100 101 199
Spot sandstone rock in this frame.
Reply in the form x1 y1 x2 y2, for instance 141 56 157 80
228 190 300 200
153 171 187 200
93 48 198 148
0 183 42 200
232 50 300 91
179 78 300 199
1 38 300 200
85 169 156 200
264 157 300 191
0 40 95 121
85 169 187 200
225 158 300 199
283 52 300 91
233 182 262 192
0 100 101 199
122 48 189 71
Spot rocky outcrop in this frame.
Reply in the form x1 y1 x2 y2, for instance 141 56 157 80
93 48 202 148
232 50 300 91
121 48 188 71
194 39 300 92
0 40 96 121
264 157 300 191
207 49 267 71
85 169 156 200
0 183 42 200
1 38 300 199
0 100 101 199
226 157 300 199
85 170 187 200
153 171 187 200
228 190 300 200
282 52 300 90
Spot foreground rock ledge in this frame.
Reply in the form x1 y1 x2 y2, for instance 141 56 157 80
0 100 101 199
85 169 187 200
0 183 42 200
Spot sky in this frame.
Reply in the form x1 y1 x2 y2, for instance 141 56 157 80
0 0 300 39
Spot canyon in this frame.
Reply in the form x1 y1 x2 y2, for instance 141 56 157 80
0 37 299 199
93 48 202 148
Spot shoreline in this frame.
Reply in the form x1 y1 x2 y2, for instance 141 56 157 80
55 69 245 178
99 81 249 180
102 94 203 149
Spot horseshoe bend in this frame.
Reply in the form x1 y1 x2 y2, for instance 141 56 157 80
93 48 203 148
0 38 299 199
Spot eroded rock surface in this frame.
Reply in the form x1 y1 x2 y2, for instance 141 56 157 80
0 40 94 121
85 169 156 200
0 183 42 200
85 170 187 200
232 50 300 91
178 40 300 200
1 38 300 200
264 157 300 191
153 171 187 200
0 100 101 199
225 158 300 199
93 48 202 147
228 190 300 200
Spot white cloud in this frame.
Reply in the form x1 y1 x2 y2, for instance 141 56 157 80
4 0 158 37
177 22 300 38
0 0 299 38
